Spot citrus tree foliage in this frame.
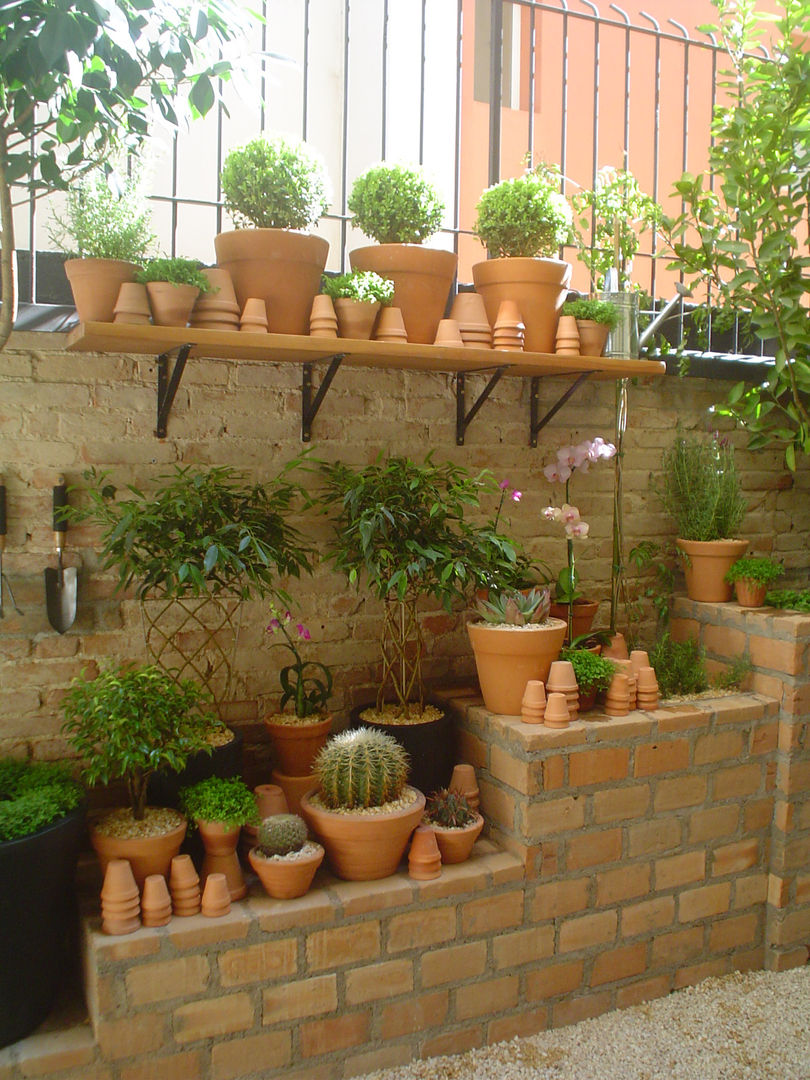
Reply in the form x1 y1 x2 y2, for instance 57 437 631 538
665 0 810 468
0 0 249 348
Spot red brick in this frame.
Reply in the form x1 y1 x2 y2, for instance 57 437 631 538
709 913 760 952
592 784 650 823
421 942 487 986
492 926 555 969
651 926 704 966
126 955 209 1006
306 921 380 969
478 777 516 830
530 878 590 920
595 863 651 907
734 872 768 908
751 722 778 755
748 634 803 674
566 828 622 870
621 896 676 938
712 838 760 877
553 989 612 1028
655 851 705 891
656 707 709 733
616 974 672 1008
688 805 739 843
345 960 413 1005
712 763 762 800
456 974 519 1019
96 1014 165 1060
703 625 747 659
211 1032 291 1080
590 942 647 986
218 939 297 987
525 960 584 1001
673 957 731 988
300 1013 370 1058
628 818 682 857
120 1051 203 1080
542 755 565 790
694 730 745 765
173 993 254 1043
461 891 523 936
488 1007 548 1044
569 748 629 787
654 775 707 811
559 910 617 952
679 882 732 922
379 991 449 1039
523 794 585 837
421 1026 484 1061
634 739 690 777
744 797 774 832
262 975 337 1023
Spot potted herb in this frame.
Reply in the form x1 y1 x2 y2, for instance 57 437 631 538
48 169 155 323
135 256 215 327
725 555 784 608
423 788 483 865
648 633 708 699
321 270 394 339
179 776 258 900
467 587 566 716
561 647 616 712
472 163 573 354
216 135 332 334
248 813 324 899
561 298 619 358
0 759 84 1048
61 663 218 886
656 431 748 602
347 162 456 344
300 727 424 881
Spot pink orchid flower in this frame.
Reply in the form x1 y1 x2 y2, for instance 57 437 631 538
543 463 571 484
511 490 522 502
543 505 562 522
565 520 590 539
560 503 581 524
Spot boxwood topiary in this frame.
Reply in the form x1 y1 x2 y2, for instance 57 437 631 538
220 136 331 231
0 759 83 842
348 164 444 244
473 164 573 258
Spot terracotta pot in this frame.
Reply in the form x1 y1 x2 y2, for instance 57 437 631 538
197 820 246 900
141 874 172 928
734 579 768 608
374 306 408 342
431 814 484 865
100 859 141 936
271 769 317 817
472 256 572 354
214 229 329 335
349 244 458 345
576 319 610 357
255 784 289 818
449 292 489 327
201 872 231 917
449 764 479 811
549 598 600 641
543 692 570 729
676 538 749 602
113 282 151 325
146 282 199 327
300 787 425 881
310 294 338 338
603 632 629 660
64 258 139 323
334 297 381 340
408 825 442 880
90 814 187 889
240 297 269 332
434 318 464 345
248 842 324 899
264 714 332 777
577 686 599 712
555 314 580 356
466 618 567 715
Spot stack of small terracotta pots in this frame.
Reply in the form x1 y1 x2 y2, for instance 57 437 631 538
240 298 269 333
113 283 151 325
190 268 240 332
635 667 660 709
544 692 570 729
521 680 547 724
493 300 525 351
547 660 579 719
169 853 201 917
612 659 637 709
604 671 631 716
555 315 580 356
434 318 464 345
375 307 408 343
201 872 231 917
449 763 479 811
449 293 492 349
141 874 172 927
408 825 442 880
309 294 338 338
100 859 141 935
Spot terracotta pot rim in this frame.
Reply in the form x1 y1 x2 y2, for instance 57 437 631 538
428 813 484 833
248 841 324 865
300 786 425 820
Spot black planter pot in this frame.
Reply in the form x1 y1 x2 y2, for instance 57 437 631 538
349 701 454 797
0 806 85 1048
147 727 244 809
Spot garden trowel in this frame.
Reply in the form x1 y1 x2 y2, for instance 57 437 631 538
44 478 77 633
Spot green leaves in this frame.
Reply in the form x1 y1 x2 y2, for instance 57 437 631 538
220 136 331 231
473 164 572 259
348 163 445 245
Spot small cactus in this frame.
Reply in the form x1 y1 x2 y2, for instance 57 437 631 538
425 788 477 828
474 586 551 626
314 727 409 810
256 814 308 856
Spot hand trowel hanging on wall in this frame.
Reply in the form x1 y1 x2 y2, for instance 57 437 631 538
45 477 77 633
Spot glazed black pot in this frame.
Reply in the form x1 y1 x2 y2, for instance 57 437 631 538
146 727 244 808
349 700 454 798
0 806 85 1048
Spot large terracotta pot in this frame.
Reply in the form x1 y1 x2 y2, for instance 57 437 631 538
549 598 600 642
734 579 768 608
248 842 324 899
214 229 329 335
64 258 139 323
349 244 458 345
466 618 567 715
89 812 187 889
300 787 425 881
264 714 332 777
472 256 572 354
431 813 484 865
676 539 749 602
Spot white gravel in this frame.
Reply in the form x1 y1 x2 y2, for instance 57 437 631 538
359 968 810 1080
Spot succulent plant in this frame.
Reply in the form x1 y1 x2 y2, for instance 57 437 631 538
474 586 551 626
256 813 308 857
425 788 477 829
314 727 409 810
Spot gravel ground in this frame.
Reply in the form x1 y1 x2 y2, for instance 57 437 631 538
360 968 810 1080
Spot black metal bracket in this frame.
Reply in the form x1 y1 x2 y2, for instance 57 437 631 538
301 355 344 442
156 343 192 438
529 371 593 447
455 367 508 445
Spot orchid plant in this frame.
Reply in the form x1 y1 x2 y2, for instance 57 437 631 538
266 604 332 719
543 436 617 640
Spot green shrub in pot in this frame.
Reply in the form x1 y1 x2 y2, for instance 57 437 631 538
725 555 784 589
48 169 155 262
472 163 572 259
348 163 444 245
561 298 619 329
179 776 258 830
135 257 215 292
220 135 331 231
321 270 394 305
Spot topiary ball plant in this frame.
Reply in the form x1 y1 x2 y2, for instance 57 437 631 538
348 163 445 244
313 727 409 810
473 164 573 258
256 813 308 857
561 298 619 329
220 135 331 231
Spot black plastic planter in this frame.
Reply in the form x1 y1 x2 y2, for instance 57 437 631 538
146 727 244 808
349 701 454 798
0 807 85 1048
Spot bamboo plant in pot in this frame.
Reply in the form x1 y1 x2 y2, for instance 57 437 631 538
472 162 573 354
348 162 456 344
656 431 748 602
216 135 332 334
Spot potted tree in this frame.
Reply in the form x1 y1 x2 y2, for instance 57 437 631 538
320 269 394 339
215 135 331 334
725 555 785 608
472 162 573 354
300 727 424 881
61 663 218 886
248 813 324 899
135 256 215 326
560 298 619 358
561 647 616 712
656 431 748 602
423 788 483 865
0 759 84 1048
179 776 258 900
347 163 456 344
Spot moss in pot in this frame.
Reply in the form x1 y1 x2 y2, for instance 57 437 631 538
179 776 258 899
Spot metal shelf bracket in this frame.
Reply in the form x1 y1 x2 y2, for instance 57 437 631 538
301 354 344 442
156 343 192 438
455 367 508 445
529 371 593 447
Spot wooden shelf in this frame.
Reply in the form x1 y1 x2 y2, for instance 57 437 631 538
66 322 666 443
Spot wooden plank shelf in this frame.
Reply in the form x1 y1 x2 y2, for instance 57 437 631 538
67 322 666 443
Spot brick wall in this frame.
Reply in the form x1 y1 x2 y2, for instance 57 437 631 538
2 331 809 769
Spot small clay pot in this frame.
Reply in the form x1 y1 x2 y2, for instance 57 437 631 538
555 314 580 356
310 294 338 338
449 764 479 812
334 298 380 340
201 873 231 917
521 679 547 724
432 814 484 864
433 318 464 346
141 874 172 927
197 821 246 901
375 306 408 342
450 292 490 326
602 633 629 660
734 579 768 607
240 297 269 332
408 825 442 880
100 859 140 936
271 769 317 817
629 650 651 676
543 692 570 729
576 318 609 357
547 660 578 693
146 282 200 327
113 282 151 325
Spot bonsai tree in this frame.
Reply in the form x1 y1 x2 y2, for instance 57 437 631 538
321 270 394 305
0 0 248 350
561 298 619 329
47 169 155 262
319 453 518 715
348 163 444 244
0 759 82 842
179 776 258 829
656 431 746 542
220 136 331 231
61 663 219 821
135 257 215 292
473 163 572 258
